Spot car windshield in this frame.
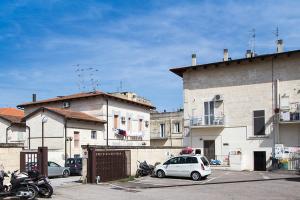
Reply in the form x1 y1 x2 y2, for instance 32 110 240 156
67 159 75 165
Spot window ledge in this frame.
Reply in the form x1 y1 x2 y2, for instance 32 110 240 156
247 135 270 140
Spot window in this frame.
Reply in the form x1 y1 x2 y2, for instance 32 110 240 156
127 117 131 131
253 110 265 135
174 122 180 133
74 132 80 148
48 162 60 167
201 157 209 166
91 131 97 139
160 124 165 138
114 115 119 129
204 101 215 125
165 157 186 165
186 157 198 164
138 119 143 131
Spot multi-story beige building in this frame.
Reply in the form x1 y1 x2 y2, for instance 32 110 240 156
170 40 300 171
150 110 184 147
18 91 155 165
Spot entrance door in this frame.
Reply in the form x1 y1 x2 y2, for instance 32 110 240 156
254 151 266 171
204 140 215 161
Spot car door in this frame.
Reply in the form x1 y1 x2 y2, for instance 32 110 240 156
163 157 177 176
48 162 61 177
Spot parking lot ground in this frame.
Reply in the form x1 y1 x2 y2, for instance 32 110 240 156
52 170 300 200
111 169 299 188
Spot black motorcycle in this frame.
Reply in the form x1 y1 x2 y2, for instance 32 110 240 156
24 170 53 198
135 161 155 178
0 170 39 200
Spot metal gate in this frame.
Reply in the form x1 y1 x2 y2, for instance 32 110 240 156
20 147 48 176
87 148 129 183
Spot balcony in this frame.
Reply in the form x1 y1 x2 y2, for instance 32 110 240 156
187 115 225 128
279 111 300 124
150 132 168 140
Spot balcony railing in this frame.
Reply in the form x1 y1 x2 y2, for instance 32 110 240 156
188 115 225 127
280 111 300 123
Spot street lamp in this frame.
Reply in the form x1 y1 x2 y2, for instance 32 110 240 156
42 116 48 147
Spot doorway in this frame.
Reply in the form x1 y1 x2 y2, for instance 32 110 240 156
254 151 266 171
204 140 215 160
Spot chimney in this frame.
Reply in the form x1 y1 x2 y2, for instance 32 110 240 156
32 94 37 102
276 39 283 53
245 50 252 58
223 49 229 61
192 54 197 66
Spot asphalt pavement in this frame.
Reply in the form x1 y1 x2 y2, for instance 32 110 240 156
52 170 300 200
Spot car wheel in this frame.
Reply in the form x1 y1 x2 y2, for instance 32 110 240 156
191 172 201 181
156 170 165 178
63 170 70 178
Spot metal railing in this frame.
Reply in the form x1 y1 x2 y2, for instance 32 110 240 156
188 115 225 127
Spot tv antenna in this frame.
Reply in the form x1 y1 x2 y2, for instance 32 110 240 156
273 26 279 41
74 65 100 92
248 28 256 54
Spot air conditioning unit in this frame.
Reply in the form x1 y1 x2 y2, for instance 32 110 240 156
121 116 126 122
63 102 70 108
214 94 223 102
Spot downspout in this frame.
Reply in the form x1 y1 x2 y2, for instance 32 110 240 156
26 125 31 149
6 125 13 144
106 98 109 147
64 119 68 167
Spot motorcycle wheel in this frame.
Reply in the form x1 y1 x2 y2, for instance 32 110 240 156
17 186 38 200
39 183 53 198
135 169 141 178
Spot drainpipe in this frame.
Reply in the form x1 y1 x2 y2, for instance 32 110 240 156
64 119 68 167
26 125 31 149
106 98 109 147
6 125 13 143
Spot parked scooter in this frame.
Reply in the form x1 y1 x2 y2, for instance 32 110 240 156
135 161 155 178
0 169 39 200
23 170 53 198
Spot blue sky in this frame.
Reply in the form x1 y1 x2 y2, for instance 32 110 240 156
0 0 300 111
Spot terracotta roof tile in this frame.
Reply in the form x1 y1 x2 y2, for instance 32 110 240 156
0 108 24 117
23 107 106 123
45 107 106 123
17 91 155 109
0 114 24 124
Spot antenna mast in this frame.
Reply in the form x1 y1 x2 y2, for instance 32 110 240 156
75 65 100 92
249 28 256 54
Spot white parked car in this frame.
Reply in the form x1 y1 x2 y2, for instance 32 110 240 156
154 155 211 181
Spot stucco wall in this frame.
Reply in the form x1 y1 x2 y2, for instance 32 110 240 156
0 144 23 173
0 119 27 146
26 109 65 150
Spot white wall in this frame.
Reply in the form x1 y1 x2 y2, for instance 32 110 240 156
0 118 10 143
26 110 65 150
0 118 26 145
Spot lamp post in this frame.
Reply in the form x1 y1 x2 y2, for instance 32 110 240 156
41 116 48 147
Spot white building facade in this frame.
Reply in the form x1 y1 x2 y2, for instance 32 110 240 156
171 49 300 171
18 91 155 165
